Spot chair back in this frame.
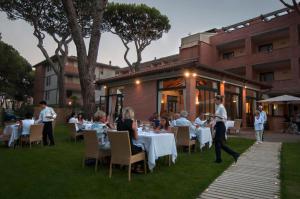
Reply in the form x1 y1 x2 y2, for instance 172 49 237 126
170 127 178 142
176 126 190 145
29 124 44 142
66 123 77 138
234 119 242 129
83 130 99 158
107 130 131 164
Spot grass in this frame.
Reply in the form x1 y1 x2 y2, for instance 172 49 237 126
0 125 253 199
281 142 300 199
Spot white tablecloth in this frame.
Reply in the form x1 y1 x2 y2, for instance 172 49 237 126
3 124 20 147
196 127 212 149
137 131 177 171
226 120 235 130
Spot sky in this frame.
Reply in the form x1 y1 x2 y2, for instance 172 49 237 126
0 0 293 68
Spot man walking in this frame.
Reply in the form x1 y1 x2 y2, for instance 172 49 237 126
37 101 57 146
213 95 239 163
258 105 267 141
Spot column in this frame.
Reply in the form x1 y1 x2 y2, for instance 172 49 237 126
220 82 225 96
246 65 253 80
185 76 196 120
242 87 247 128
291 57 299 80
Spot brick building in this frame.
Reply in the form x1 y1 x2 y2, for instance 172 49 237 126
33 56 119 106
97 7 299 129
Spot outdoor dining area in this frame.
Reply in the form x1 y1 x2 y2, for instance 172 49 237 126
0 106 241 182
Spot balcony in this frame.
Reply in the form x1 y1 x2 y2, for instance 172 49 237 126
65 65 79 76
65 82 81 91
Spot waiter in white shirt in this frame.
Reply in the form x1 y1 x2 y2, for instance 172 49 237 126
213 95 239 163
37 101 57 146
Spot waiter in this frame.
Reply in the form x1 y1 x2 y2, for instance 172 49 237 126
213 95 239 163
37 101 57 146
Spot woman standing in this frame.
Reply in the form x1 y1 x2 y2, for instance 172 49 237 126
213 95 239 163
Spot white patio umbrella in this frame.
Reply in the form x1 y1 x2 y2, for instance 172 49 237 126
258 95 300 104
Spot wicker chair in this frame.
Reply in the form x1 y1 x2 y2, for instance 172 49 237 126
228 119 242 134
20 124 44 148
66 123 83 143
82 130 110 172
177 126 196 154
107 130 146 181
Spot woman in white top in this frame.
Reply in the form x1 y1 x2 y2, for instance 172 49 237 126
254 110 264 143
213 95 239 163
68 112 79 131
21 112 35 135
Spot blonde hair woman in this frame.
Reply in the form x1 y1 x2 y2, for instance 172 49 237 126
117 107 142 154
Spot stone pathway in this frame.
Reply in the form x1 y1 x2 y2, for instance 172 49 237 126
197 142 281 199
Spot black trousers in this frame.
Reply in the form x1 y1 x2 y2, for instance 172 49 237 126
214 122 237 161
43 121 55 145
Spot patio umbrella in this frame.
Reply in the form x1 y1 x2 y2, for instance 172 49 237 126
258 95 300 104
258 95 300 119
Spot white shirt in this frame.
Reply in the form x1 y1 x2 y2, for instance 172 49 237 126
259 111 267 124
37 106 57 123
175 117 197 138
194 117 206 127
254 115 264 131
215 104 227 123
69 117 79 131
21 119 35 135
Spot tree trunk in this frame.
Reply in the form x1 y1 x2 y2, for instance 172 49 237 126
62 0 107 119
57 67 66 107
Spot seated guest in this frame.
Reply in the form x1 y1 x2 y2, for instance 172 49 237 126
21 112 35 136
117 107 143 155
194 113 208 128
170 112 180 127
175 110 197 139
68 112 79 132
91 110 111 150
155 116 171 132
77 113 85 124
148 112 160 128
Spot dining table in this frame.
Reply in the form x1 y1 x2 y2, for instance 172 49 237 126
136 129 177 171
3 124 21 147
196 127 212 149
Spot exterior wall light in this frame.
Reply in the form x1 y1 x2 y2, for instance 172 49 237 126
192 73 197 77
103 85 107 89
222 80 226 84
135 80 140 85
184 72 190 77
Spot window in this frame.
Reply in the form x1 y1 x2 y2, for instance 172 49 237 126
258 43 273 53
66 90 73 98
46 76 51 86
46 65 52 72
159 78 185 89
260 72 274 82
45 91 50 100
222 51 234 60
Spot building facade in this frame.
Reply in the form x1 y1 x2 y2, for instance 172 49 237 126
98 7 299 128
33 56 119 106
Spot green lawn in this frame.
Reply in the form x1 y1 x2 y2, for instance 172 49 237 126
281 142 300 199
0 125 253 199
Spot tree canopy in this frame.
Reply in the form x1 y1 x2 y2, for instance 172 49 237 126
280 0 300 15
102 3 171 72
0 40 34 102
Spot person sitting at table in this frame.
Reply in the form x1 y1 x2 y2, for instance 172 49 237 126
117 107 143 154
21 112 35 136
170 112 180 127
117 107 144 173
155 116 171 132
175 110 197 140
194 113 208 128
68 112 80 132
91 110 111 150
77 113 85 124
148 112 160 128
